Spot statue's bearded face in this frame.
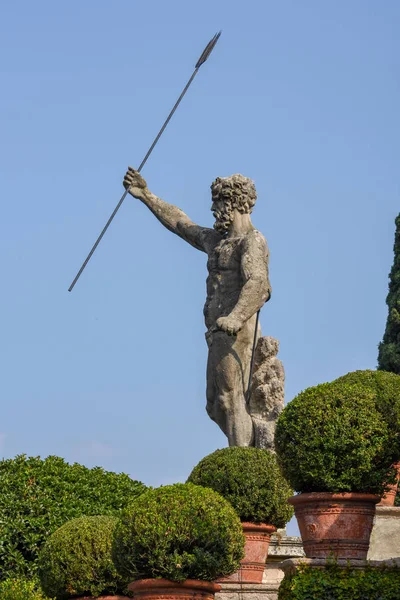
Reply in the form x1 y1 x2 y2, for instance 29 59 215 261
211 192 234 233
210 175 257 234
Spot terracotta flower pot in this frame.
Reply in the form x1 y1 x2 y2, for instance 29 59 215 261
73 597 131 599
128 579 221 600
218 522 277 584
379 462 400 506
289 492 380 560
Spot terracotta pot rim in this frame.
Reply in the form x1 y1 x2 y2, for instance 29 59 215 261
288 492 380 505
74 596 131 599
241 522 277 534
128 578 221 593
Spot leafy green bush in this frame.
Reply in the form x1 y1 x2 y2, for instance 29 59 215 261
0 454 146 581
38 515 129 600
335 369 400 460
0 577 48 600
112 483 245 583
275 381 397 493
278 562 400 600
187 447 293 527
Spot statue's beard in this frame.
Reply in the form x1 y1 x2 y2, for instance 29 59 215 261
213 209 234 233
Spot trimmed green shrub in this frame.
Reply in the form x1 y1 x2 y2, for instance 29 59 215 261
186 447 293 527
112 483 245 583
278 562 400 600
38 515 129 600
0 454 146 581
335 369 400 460
275 381 397 494
0 577 48 600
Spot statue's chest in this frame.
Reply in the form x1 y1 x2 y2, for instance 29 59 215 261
208 239 242 272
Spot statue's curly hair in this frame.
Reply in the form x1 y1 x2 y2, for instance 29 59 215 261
211 174 257 214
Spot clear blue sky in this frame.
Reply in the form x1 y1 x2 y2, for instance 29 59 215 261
1 1 399 535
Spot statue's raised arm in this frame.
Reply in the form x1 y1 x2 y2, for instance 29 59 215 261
123 167 219 253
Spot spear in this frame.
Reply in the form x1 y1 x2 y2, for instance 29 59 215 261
68 31 221 292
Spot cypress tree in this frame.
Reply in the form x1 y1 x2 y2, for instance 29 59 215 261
378 214 400 373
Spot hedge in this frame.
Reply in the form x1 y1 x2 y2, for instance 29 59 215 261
0 454 146 580
278 562 400 600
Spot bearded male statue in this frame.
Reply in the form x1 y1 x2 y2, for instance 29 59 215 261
124 168 271 446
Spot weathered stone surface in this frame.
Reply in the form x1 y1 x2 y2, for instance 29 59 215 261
280 557 400 576
216 536 304 600
124 169 272 446
248 337 284 450
263 534 305 590
268 534 305 559
367 506 400 560
217 581 279 600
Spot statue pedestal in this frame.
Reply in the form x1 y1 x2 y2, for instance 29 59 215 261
367 506 400 560
216 534 304 600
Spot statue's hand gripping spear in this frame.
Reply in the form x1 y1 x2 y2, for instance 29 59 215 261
68 32 221 292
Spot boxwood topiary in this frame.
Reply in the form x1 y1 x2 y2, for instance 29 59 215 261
0 454 146 581
112 483 245 583
335 369 400 460
186 447 293 528
275 381 397 494
38 515 129 600
278 562 400 600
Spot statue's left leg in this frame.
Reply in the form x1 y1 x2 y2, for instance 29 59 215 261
206 322 256 446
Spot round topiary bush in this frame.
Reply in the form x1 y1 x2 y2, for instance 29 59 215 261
275 381 397 494
335 370 400 460
38 515 128 599
186 447 293 528
112 483 245 583
0 454 146 581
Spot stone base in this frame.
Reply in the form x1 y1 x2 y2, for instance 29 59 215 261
280 556 400 575
217 580 279 600
216 535 304 600
367 506 400 560
264 533 304 588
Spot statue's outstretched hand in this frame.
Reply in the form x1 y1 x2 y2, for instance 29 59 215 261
123 167 149 200
216 315 242 336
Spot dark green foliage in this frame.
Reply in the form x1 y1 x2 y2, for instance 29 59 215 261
0 454 146 581
187 447 293 527
112 483 245 583
335 369 400 461
278 562 400 600
378 214 400 374
0 577 48 600
275 381 396 494
38 516 129 600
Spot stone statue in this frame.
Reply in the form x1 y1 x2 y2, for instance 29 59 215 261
248 336 285 451
123 168 272 446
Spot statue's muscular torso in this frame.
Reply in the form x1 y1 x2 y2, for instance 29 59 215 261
204 236 245 329
203 230 270 331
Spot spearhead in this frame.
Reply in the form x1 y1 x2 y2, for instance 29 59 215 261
195 31 222 69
